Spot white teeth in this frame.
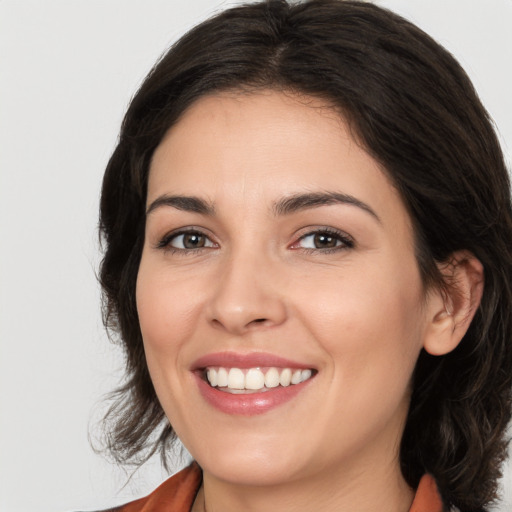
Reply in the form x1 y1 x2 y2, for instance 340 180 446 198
205 366 314 391
228 368 245 389
217 367 228 387
291 369 302 385
264 367 280 388
207 368 217 387
246 368 265 390
301 369 312 382
280 368 291 386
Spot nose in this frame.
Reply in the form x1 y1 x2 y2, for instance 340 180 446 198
206 251 287 335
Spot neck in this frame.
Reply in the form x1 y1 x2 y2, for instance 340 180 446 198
196 455 414 512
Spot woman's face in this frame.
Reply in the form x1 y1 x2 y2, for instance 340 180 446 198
137 90 434 487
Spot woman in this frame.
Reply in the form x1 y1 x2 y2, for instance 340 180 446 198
97 1 512 511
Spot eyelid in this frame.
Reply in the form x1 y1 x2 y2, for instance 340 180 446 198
289 226 355 251
155 227 218 251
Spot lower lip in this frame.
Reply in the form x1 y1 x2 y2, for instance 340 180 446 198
194 373 313 416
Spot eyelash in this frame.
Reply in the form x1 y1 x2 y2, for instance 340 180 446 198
292 228 354 254
156 227 354 254
156 229 217 254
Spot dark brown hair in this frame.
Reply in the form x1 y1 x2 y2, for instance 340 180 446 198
98 1 512 510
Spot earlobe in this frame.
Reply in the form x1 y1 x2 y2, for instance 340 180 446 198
423 251 484 356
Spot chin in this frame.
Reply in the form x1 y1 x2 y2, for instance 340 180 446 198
191 434 312 486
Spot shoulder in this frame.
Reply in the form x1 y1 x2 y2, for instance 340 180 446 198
81 462 202 512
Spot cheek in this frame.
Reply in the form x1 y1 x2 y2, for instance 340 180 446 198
136 260 199 369
297 259 426 393
135 259 206 431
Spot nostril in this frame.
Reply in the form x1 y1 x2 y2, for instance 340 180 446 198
253 318 266 323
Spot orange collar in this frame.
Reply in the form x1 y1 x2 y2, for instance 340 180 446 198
114 464 443 512
409 474 444 512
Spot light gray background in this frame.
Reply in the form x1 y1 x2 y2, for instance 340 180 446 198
0 1 511 511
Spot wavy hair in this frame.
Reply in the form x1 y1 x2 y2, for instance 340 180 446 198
98 1 512 510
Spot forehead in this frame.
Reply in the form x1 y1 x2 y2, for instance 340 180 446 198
151 90 351 183
148 90 406 227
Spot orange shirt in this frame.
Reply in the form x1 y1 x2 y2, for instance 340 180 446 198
112 463 443 512
410 474 444 512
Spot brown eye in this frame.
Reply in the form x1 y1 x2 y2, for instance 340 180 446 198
165 231 215 250
295 229 354 252
181 233 206 248
312 233 338 248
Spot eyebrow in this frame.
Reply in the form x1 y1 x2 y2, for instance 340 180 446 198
273 191 380 222
146 195 215 216
146 191 380 222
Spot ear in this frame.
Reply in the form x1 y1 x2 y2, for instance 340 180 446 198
423 251 484 356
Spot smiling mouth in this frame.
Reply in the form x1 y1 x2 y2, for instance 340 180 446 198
204 366 315 394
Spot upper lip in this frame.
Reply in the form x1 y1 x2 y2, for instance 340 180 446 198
191 351 315 371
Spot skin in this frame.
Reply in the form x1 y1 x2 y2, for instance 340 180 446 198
136 90 482 512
